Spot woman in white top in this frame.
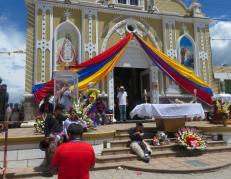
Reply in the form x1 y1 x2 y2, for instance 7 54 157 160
63 108 87 135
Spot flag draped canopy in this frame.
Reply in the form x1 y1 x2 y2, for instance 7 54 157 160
32 33 213 105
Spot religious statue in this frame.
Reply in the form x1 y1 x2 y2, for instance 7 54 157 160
147 0 159 12
191 0 204 17
57 34 78 66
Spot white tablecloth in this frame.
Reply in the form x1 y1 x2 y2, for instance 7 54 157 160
212 94 231 103
130 103 205 119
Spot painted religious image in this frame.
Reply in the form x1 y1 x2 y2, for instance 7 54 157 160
55 79 75 111
56 31 78 66
180 36 194 69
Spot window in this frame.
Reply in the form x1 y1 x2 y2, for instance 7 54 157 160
130 0 138 5
117 0 139 6
225 80 231 94
118 0 126 4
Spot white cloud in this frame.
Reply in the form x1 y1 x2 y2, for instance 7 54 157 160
210 21 231 66
0 16 26 103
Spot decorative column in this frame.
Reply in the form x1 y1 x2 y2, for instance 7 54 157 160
107 71 114 110
194 22 209 83
150 66 159 104
34 2 53 83
162 17 177 93
82 8 98 61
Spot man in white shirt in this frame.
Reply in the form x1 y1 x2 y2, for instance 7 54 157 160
117 86 128 121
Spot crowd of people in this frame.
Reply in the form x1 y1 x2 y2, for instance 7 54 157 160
41 101 151 178
0 78 24 127
39 103 96 178
5 103 24 128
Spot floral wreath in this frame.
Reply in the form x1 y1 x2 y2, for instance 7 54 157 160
176 127 207 150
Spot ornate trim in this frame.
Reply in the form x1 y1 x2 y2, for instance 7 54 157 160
163 18 177 59
31 0 211 24
101 18 160 52
194 22 208 82
34 2 53 83
83 8 98 59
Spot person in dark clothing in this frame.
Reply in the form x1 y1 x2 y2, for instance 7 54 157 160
95 97 106 125
0 84 9 121
39 94 53 114
44 104 65 137
43 104 65 176
129 122 152 162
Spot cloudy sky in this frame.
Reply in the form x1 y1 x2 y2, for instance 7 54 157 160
0 0 231 103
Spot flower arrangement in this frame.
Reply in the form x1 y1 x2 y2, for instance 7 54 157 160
34 114 45 133
176 127 207 150
216 100 231 116
34 83 101 133
74 87 100 130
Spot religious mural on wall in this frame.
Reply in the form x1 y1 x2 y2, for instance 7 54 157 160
56 31 78 67
180 36 194 69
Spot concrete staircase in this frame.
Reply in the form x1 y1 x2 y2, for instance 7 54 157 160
5 127 231 178
96 127 231 164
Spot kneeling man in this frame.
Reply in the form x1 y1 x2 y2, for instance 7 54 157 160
129 122 152 162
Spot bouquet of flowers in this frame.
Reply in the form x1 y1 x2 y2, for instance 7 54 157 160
34 114 45 133
216 101 231 117
72 87 100 131
176 127 207 150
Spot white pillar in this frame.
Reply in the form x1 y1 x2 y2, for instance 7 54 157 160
107 71 114 110
150 66 159 103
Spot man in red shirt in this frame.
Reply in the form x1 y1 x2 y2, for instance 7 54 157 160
52 123 95 179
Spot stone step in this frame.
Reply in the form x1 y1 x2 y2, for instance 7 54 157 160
6 167 43 178
111 139 130 148
115 127 156 135
111 134 214 148
113 134 130 140
113 133 156 140
97 145 231 163
103 141 227 156
114 119 155 125
110 138 177 148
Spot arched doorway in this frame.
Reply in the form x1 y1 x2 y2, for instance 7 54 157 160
102 18 161 118
114 39 153 119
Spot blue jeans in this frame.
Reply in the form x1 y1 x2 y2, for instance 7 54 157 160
119 105 127 121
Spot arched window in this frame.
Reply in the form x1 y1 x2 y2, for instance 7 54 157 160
178 36 195 69
54 21 81 70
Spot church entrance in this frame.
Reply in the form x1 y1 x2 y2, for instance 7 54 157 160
114 67 149 120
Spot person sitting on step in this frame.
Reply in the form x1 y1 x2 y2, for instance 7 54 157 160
129 122 152 163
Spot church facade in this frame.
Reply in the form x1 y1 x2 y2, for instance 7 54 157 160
25 0 215 112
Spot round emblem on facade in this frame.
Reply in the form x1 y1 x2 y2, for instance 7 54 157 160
126 21 137 33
